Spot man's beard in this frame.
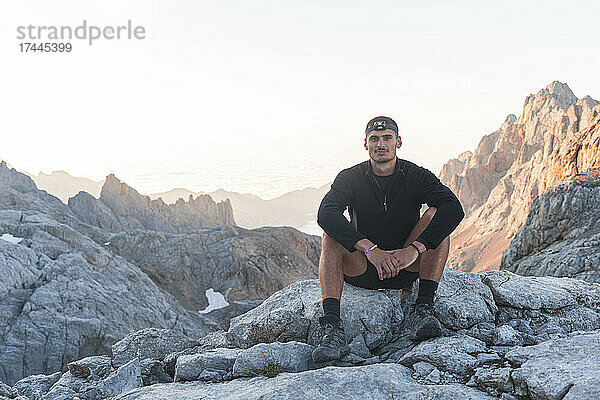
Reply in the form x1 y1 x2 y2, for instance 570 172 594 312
371 151 395 163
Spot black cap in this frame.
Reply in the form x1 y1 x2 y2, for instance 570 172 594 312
365 116 398 136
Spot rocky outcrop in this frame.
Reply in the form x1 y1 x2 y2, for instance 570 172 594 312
0 210 215 386
0 161 320 386
501 169 600 282
69 174 235 233
439 114 522 215
442 81 600 272
107 225 320 310
4 268 600 399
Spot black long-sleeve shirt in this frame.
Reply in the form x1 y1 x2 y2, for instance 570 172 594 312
317 157 464 252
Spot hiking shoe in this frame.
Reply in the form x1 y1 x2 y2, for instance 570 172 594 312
408 302 442 342
311 315 350 363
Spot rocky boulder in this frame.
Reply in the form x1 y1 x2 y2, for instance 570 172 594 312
4 268 600 399
0 215 215 386
107 225 320 310
501 171 600 283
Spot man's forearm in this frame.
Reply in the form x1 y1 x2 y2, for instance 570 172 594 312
353 238 376 253
353 238 426 254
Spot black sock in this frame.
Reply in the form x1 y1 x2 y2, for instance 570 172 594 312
416 279 438 304
322 297 340 320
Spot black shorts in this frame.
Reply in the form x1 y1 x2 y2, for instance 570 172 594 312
343 257 419 290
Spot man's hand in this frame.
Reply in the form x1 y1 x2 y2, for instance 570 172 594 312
365 248 399 280
387 247 420 275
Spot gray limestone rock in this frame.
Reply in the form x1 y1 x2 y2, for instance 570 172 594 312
469 366 514 394
203 299 265 330
0 221 213 385
228 279 403 352
482 270 600 339
483 270 580 309
506 330 600 400
0 382 15 398
139 359 172 386
197 329 232 350
115 363 495 400
1 163 318 385
434 269 497 330
108 225 319 311
9 254 600 399
196 369 226 382
232 341 314 377
502 179 600 283
70 174 235 232
347 333 372 359
412 361 435 378
492 325 522 346
425 367 441 384
112 328 197 368
45 371 87 400
96 358 143 399
13 372 61 399
174 348 242 382
398 334 487 378
68 355 112 379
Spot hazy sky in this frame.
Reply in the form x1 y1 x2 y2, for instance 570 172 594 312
1 0 599 198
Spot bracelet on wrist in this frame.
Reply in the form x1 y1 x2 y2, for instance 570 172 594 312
409 242 423 256
364 244 377 255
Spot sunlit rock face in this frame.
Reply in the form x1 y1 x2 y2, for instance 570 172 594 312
440 81 600 272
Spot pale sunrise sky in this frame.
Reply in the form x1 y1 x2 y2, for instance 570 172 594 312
1 0 599 198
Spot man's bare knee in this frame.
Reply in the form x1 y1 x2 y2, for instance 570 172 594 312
322 232 342 247
321 233 344 255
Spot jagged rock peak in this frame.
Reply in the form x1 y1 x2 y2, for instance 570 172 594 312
524 80 578 111
546 80 575 96
100 174 170 208
501 114 517 129
93 173 236 230
0 159 37 193
100 173 142 200
457 151 472 162
580 95 600 109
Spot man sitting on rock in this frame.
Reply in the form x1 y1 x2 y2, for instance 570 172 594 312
313 116 465 363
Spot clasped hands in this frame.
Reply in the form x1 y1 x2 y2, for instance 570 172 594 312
365 246 419 280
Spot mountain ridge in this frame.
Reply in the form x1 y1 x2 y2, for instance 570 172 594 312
440 80 600 272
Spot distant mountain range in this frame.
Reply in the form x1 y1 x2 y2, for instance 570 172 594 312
21 169 328 236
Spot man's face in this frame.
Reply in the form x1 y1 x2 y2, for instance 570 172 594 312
364 129 401 163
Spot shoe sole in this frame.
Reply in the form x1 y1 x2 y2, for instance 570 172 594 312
411 319 442 342
312 344 350 363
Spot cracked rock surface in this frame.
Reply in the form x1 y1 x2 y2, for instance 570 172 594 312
4 268 597 399
0 161 320 386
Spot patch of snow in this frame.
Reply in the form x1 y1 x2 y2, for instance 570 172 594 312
198 288 229 314
104 241 111 245
1 233 23 244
